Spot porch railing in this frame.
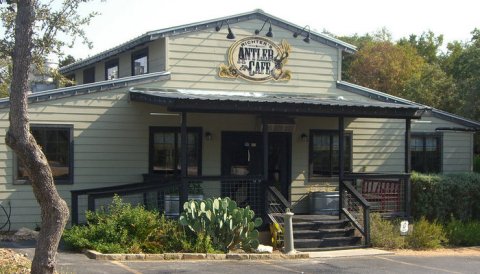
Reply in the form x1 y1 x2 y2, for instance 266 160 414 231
340 172 411 246
71 175 264 225
341 180 371 246
343 173 410 217
265 186 291 225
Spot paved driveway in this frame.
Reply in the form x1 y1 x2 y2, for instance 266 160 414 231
2 241 479 274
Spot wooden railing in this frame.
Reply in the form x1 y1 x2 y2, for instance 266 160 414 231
341 180 371 246
70 175 265 225
343 173 411 217
265 186 291 225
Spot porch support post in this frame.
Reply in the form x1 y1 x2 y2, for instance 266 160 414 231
180 111 188 214
262 116 269 217
262 116 269 180
405 118 412 218
338 116 345 220
405 118 411 173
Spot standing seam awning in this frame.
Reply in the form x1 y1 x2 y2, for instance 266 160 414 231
129 88 425 119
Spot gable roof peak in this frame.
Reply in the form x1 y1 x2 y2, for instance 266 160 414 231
59 9 356 74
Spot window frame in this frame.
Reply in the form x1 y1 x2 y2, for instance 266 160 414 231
14 124 74 185
308 129 353 179
148 126 202 176
104 58 119 80
82 67 95 84
410 132 443 173
131 48 149 76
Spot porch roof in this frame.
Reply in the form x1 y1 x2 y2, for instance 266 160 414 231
129 88 425 119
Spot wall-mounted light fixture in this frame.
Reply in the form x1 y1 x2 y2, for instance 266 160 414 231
293 25 311 43
215 20 235 39
255 19 273 38
300 133 308 142
205 132 213 141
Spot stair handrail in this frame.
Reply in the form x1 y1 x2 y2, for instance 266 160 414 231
341 180 371 246
265 186 291 224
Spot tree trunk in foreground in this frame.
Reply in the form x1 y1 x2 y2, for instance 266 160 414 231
5 1 69 273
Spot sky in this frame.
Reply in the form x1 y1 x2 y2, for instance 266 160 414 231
66 0 480 59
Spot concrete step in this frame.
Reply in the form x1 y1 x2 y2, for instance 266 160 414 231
293 228 355 239
295 245 366 252
293 220 350 230
294 236 362 249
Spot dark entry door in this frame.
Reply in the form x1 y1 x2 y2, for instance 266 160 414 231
221 132 291 205
268 132 291 200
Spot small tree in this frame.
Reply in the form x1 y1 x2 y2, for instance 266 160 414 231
0 1 98 273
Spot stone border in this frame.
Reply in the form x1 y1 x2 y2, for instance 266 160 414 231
84 250 309 261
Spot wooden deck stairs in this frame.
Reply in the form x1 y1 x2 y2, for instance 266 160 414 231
292 215 363 251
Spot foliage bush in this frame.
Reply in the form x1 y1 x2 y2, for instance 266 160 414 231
370 214 449 250
63 195 217 254
406 217 447 249
370 213 405 249
474 155 480 173
445 218 480 246
179 197 262 252
411 172 480 222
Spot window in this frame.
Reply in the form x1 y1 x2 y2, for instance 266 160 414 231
16 125 73 184
309 130 352 178
82 67 95 84
411 133 441 173
149 127 201 176
105 59 119 80
131 48 148 76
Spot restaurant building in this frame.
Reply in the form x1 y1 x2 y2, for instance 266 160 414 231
1 9 478 248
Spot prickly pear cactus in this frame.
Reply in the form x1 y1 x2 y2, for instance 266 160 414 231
179 197 262 252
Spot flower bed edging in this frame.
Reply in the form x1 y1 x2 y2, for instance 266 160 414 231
83 250 309 261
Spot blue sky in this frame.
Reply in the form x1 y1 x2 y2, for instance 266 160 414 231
67 0 479 59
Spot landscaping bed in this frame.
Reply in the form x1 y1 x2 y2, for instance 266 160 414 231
0 248 30 274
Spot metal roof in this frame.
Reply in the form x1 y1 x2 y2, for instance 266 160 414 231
59 9 357 74
337 81 480 129
0 72 171 109
129 88 425 119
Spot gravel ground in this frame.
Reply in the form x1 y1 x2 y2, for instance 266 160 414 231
0 248 31 274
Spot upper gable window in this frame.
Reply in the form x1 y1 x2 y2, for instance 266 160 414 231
132 48 148 76
83 67 95 84
105 59 119 80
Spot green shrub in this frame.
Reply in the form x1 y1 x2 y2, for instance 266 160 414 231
407 217 447 250
445 218 480 246
474 155 480 173
370 213 405 249
62 195 219 254
411 172 480 222
179 197 262 252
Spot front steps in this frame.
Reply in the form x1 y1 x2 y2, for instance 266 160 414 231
292 215 363 251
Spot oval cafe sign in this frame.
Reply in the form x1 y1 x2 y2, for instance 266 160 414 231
218 37 292 82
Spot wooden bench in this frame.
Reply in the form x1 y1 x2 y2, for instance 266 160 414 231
361 179 401 212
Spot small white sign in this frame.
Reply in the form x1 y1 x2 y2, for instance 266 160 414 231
400 220 409 236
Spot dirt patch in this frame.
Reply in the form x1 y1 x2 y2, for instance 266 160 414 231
0 248 31 273
394 246 480 256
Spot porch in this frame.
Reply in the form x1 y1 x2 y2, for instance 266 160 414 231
71 87 423 248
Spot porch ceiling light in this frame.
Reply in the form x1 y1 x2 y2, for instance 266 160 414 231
255 19 273 38
301 133 308 142
215 20 236 40
293 25 311 43
205 131 213 141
